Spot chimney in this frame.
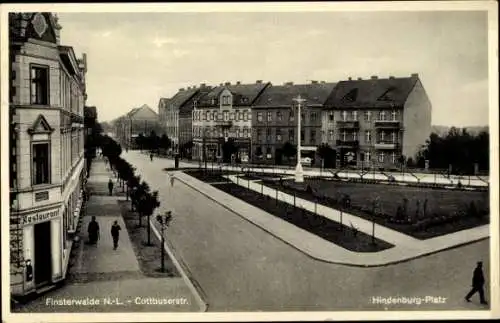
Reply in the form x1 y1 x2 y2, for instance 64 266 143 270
284 82 294 86
321 81 326 84
311 80 318 84
236 81 241 85
389 76 395 79
371 76 378 80
411 73 419 78
225 82 231 86
200 83 206 88
357 77 363 80
348 77 352 81
187 86 191 90
179 88 185 91
256 80 263 84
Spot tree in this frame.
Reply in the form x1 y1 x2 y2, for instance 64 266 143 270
317 143 336 168
136 133 145 152
222 138 238 163
159 134 172 154
143 191 161 245
133 181 150 227
149 130 160 154
282 141 297 162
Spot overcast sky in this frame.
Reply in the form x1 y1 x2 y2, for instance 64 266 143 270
57 10 490 126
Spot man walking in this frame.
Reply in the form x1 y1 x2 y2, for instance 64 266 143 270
87 216 100 245
111 220 122 250
465 261 488 305
108 178 114 196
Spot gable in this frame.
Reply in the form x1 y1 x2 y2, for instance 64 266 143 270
28 114 54 135
25 13 58 44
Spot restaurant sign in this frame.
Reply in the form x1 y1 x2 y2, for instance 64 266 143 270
23 209 59 225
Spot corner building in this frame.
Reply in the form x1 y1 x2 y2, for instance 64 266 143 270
9 12 87 298
323 74 432 168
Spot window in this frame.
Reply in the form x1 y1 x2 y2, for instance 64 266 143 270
380 131 385 142
352 131 357 141
237 129 241 138
210 112 214 121
211 98 216 105
194 100 198 108
257 129 263 141
352 111 358 121
329 130 334 141
392 131 397 143
365 131 371 143
391 152 397 164
365 152 371 162
329 112 334 121
237 112 242 121
310 112 317 122
32 143 50 185
289 111 295 122
243 128 248 138
276 129 282 142
301 113 305 123
364 111 371 122
342 130 347 141
379 111 386 121
289 129 295 142
301 130 305 143
266 128 272 141
277 111 283 121
229 112 234 120
257 112 263 122
31 65 49 105
222 96 230 105
224 129 229 138
247 111 251 121
224 111 229 121
378 152 385 163
267 111 272 122
310 130 316 144
391 110 397 121
342 111 347 121
266 147 272 159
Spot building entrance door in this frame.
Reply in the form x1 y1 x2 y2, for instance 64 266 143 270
34 221 52 287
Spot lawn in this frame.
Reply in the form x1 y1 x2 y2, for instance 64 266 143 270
118 200 180 278
250 175 489 239
184 170 394 252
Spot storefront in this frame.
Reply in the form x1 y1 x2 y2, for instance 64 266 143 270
20 207 62 294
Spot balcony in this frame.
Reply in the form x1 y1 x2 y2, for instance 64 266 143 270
374 120 401 129
336 120 360 129
214 120 233 127
336 139 359 148
374 142 399 150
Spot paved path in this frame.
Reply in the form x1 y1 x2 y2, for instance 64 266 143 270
121 150 491 311
12 157 201 313
145 152 489 187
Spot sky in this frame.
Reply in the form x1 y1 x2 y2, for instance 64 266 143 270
57 10 490 126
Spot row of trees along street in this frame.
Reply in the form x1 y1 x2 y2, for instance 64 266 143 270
99 134 162 245
134 131 194 158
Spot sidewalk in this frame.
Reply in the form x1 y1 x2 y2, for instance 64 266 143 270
173 171 489 267
13 157 202 313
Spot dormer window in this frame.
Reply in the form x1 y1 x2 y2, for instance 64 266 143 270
211 98 216 105
193 100 198 108
378 87 396 101
342 88 358 103
222 95 231 105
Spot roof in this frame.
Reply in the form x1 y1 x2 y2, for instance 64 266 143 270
180 87 213 114
198 82 270 107
325 75 419 109
252 82 337 108
127 104 158 118
168 88 199 109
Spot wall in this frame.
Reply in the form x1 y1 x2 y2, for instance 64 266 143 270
402 79 432 160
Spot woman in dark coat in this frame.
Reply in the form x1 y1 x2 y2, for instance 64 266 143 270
88 216 100 244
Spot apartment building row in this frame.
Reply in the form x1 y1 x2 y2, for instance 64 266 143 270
9 12 88 298
159 74 431 168
113 104 162 149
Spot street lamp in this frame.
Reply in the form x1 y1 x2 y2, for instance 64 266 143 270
292 94 306 183
156 211 173 272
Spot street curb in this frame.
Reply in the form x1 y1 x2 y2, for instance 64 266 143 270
174 172 490 268
149 219 209 312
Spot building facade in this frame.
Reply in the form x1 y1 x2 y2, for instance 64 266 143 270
251 81 336 165
323 74 432 168
114 104 161 149
192 81 270 163
9 12 87 298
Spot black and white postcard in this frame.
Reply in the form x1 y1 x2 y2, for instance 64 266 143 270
1 1 498 322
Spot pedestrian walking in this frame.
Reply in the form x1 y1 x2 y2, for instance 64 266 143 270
87 216 100 245
150 153 154 161
108 178 114 196
111 220 122 250
465 261 488 305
